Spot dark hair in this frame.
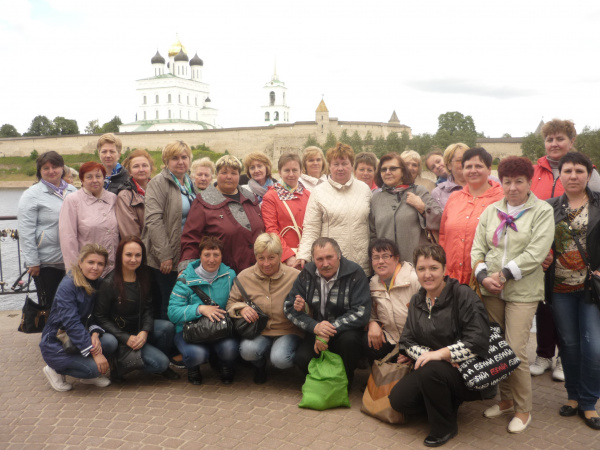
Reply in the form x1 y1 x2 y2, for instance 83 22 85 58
369 239 400 260
558 152 593 175
36 151 65 180
311 237 342 258
374 153 412 187
462 147 492 169
113 236 150 303
79 161 107 181
413 244 446 266
497 156 534 181
198 236 224 254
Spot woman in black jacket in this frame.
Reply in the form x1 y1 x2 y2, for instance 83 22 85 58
389 244 490 447
545 152 600 430
94 236 179 381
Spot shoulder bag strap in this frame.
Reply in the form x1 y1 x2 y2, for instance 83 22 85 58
233 277 253 306
188 284 218 307
280 200 303 242
565 210 592 271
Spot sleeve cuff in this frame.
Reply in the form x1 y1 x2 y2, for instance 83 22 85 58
505 261 522 281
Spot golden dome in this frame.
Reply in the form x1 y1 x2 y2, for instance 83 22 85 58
168 37 187 57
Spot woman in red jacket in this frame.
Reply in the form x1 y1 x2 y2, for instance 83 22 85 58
439 147 503 284
261 153 310 267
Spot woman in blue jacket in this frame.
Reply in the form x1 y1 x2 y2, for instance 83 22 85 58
18 151 77 308
169 236 237 385
40 244 118 391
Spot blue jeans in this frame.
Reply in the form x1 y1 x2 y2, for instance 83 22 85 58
552 291 600 411
173 332 239 368
140 320 175 374
240 334 301 369
59 333 118 379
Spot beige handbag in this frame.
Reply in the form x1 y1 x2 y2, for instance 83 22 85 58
280 200 302 254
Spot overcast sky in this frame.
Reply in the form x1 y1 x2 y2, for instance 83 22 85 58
1 0 599 138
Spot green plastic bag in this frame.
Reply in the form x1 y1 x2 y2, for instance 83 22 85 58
298 348 351 410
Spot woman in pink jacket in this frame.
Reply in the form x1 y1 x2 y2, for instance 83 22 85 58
261 153 310 267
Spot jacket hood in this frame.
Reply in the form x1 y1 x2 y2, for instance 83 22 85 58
199 184 257 209
180 260 233 286
304 256 360 279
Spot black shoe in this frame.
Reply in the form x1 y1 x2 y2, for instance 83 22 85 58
169 355 185 369
578 409 600 430
161 367 181 380
253 365 267 385
559 405 578 417
219 364 234 385
423 429 458 447
187 366 202 385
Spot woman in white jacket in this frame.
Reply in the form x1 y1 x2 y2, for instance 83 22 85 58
295 143 372 274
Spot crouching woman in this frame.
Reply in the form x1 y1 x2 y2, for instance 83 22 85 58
40 244 118 391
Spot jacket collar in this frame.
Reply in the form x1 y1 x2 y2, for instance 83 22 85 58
462 179 503 198
413 276 457 311
553 188 600 235
181 260 232 285
495 190 539 214
199 183 257 208
327 175 354 190
537 156 553 172
371 262 415 291
81 187 112 205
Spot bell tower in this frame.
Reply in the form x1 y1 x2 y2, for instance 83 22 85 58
261 63 290 126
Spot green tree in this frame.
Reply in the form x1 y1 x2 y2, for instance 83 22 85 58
502 133 512 138
323 132 337 151
52 116 79 135
372 136 387 157
304 135 319 148
400 131 411 153
575 126 600 167
363 131 374 145
339 129 351 145
85 119 100 134
409 133 437 155
30 149 39 160
435 111 477 148
349 131 363 153
24 115 54 136
521 132 545 162
0 124 20 137
99 116 123 133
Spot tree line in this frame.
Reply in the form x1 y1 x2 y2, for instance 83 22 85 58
0 116 123 138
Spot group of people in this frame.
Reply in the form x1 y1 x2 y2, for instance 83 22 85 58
17 119 600 447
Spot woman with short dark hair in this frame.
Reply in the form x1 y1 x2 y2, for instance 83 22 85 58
18 151 77 309
354 151 379 191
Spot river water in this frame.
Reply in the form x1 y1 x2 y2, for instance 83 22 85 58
0 188 28 311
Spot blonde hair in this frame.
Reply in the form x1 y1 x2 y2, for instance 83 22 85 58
215 154 243 174
326 142 355 166
70 244 109 295
123 149 155 173
96 133 122 153
302 146 328 176
243 152 273 179
190 157 216 176
443 143 470 171
254 232 282 257
161 140 192 165
400 150 422 176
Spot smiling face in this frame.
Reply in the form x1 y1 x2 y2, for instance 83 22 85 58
306 155 324 178
545 133 574 161
167 152 190 180
371 249 399 280
248 160 267 185
40 162 63 187
79 253 106 280
280 160 301 188
313 243 341 280
502 175 532 206
560 162 591 197
129 156 151 185
82 168 105 195
121 242 142 273
200 247 222 273
99 143 120 172
426 155 448 178
415 256 445 297
463 155 491 191
216 166 240 195
193 166 213 190
256 249 280 277
355 162 375 187
380 157 404 187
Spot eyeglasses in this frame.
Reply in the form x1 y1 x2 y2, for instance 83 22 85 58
372 254 393 262
381 167 401 173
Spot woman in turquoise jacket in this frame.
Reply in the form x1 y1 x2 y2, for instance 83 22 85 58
168 236 237 385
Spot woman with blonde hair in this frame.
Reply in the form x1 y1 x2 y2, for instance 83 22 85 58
142 140 195 319
190 157 216 191
40 244 118 391
300 146 328 191
242 152 277 203
401 150 436 192
432 143 469 209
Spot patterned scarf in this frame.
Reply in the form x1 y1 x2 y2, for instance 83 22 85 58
170 171 196 206
103 163 123 190
383 184 411 201
493 209 528 247
272 181 305 201
248 178 274 201
132 178 146 196
41 178 68 198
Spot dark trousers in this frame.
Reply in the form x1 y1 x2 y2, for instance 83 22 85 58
33 267 65 308
389 360 481 437
535 301 559 359
295 328 363 385
362 332 396 365
151 268 178 320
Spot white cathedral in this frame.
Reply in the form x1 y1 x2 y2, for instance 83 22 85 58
119 37 219 132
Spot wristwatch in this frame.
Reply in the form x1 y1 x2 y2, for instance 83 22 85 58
499 273 507 284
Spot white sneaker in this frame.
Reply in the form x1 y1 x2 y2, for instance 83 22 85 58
508 414 532 433
79 376 111 387
529 356 552 376
553 358 565 381
43 365 73 392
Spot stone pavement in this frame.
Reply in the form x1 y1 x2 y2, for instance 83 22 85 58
0 310 598 450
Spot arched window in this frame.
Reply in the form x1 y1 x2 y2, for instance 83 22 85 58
156 110 159 119
143 111 147 120
178 94 181 103
195 97 198 106
155 94 159 103
168 94 171 103
274 111 279 121
187 96 190 105
188 111 190 119
270 91 275 106
168 110 171 118
265 112 270 121
143 96 147 104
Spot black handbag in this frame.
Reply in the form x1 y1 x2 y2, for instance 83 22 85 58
182 283 233 344
451 295 521 391
564 211 600 302
231 278 269 340
16 272 49 334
